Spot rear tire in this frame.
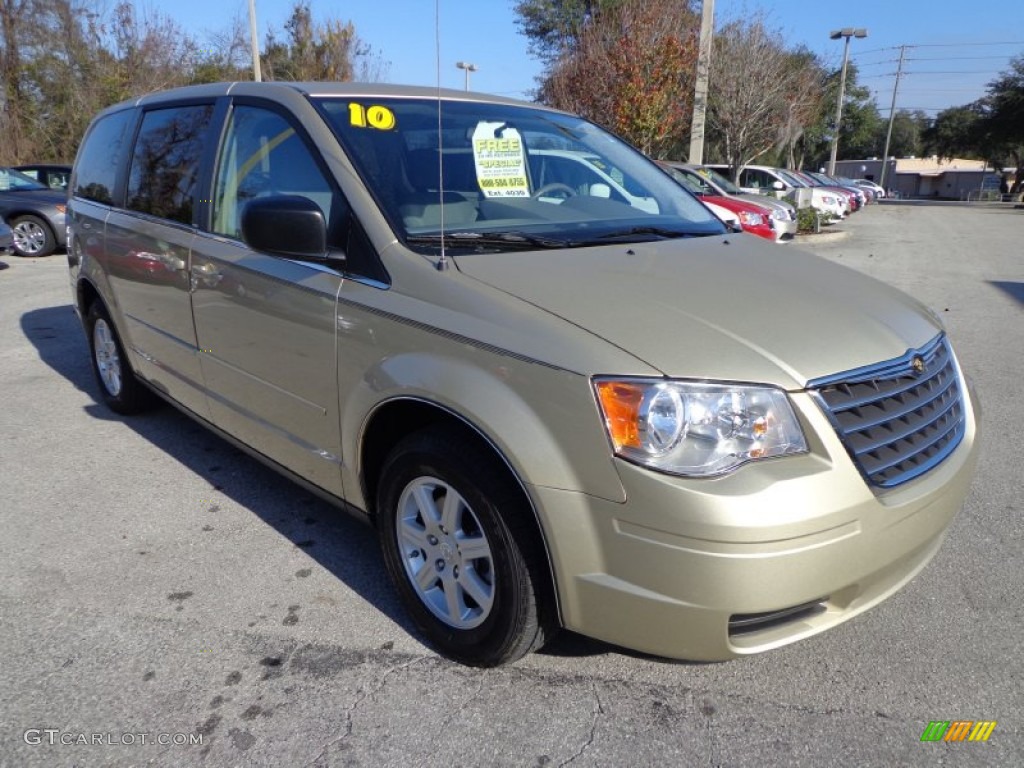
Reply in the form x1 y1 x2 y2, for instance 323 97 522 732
377 426 556 666
86 301 159 415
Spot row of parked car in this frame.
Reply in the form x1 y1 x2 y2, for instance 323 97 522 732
657 161 885 242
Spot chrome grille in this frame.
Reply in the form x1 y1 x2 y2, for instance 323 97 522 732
809 335 965 488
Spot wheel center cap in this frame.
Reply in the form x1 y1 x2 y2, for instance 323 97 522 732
440 542 455 561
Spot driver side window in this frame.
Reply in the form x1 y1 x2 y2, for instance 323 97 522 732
212 106 336 240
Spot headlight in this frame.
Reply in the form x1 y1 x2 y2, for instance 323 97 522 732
769 208 786 221
738 211 764 227
594 379 808 477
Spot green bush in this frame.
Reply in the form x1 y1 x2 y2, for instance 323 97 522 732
796 207 833 233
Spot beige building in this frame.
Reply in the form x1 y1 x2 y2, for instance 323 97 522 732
834 157 1006 199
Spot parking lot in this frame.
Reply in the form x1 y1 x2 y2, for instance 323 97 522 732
1 202 1021 767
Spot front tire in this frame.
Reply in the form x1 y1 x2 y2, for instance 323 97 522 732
10 215 56 257
377 427 556 666
86 301 158 415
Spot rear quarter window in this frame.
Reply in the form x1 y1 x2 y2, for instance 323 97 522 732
73 110 135 204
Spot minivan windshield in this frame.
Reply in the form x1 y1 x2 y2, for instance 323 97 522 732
316 97 725 252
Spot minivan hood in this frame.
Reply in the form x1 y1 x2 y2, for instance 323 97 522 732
455 235 940 388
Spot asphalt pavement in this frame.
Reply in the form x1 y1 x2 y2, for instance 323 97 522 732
1 203 1021 767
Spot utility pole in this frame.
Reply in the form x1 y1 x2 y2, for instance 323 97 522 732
879 45 907 193
248 0 262 82
688 0 715 164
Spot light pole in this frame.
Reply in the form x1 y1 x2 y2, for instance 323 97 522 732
455 61 477 91
827 27 867 176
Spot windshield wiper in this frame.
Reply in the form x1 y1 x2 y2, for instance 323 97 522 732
583 226 716 242
406 231 575 250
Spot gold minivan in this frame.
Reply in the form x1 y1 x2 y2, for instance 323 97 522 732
68 82 979 666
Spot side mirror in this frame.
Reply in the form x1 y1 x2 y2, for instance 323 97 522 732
589 183 611 199
771 180 785 191
241 196 327 259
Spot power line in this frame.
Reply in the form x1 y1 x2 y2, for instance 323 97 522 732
860 69 1004 79
905 55 1017 61
903 70 1002 75
907 40 1024 48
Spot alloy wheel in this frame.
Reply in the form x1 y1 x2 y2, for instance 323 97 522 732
12 220 47 255
93 318 122 396
396 476 495 630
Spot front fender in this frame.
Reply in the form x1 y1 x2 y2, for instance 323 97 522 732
340 351 627 511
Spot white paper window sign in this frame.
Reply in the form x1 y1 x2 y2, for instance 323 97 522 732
472 122 529 198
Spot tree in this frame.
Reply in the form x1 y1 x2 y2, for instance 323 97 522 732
922 104 985 159
982 55 1024 192
706 17 823 178
540 0 699 157
513 0 621 65
0 0 37 160
262 2 385 83
883 109 929 159
190 17 252 85
834 74 884 161
921 55 1024 194
772 47 829 170
0 0 382 165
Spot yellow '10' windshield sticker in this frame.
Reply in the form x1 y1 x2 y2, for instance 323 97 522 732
348 104 396 130
472 122 529 198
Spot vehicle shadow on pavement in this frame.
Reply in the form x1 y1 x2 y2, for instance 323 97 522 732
989 281 1024 307
21 304 418 638
22 303 631 663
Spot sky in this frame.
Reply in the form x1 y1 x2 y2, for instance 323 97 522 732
167 0 1024 115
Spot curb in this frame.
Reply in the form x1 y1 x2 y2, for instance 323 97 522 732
795 228 850 244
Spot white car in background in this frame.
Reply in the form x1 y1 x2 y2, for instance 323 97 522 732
701 200 741 230
708 164 846 222
775 168 849 220
854 179 886 198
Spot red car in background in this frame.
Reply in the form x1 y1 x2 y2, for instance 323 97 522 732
660 163 777 241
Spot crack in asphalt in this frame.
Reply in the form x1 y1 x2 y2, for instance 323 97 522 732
558 681 604 767
433 672 487 739
303 654 427 767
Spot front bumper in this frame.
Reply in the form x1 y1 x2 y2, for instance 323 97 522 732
533 383 980 661
773 217 798 242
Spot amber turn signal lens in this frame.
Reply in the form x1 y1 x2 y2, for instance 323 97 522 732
595 381 644 450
